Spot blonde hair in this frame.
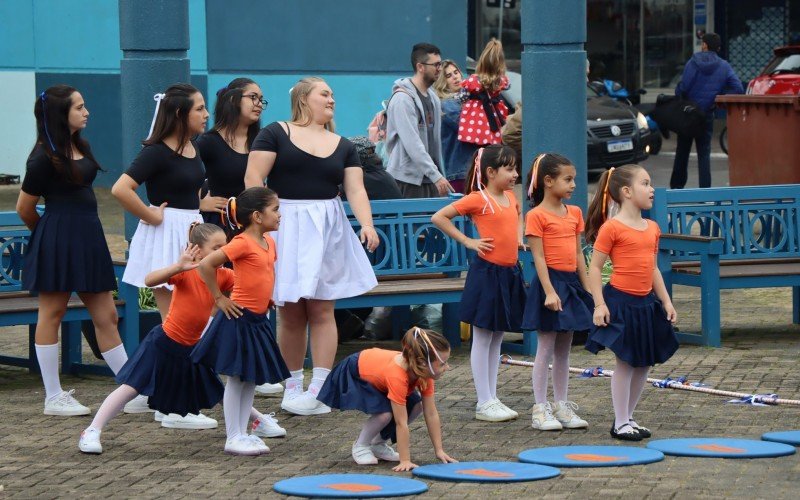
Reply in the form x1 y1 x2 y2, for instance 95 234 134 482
400 327 450 391
289 77 336 133
432 60 461 100
475 39 506 94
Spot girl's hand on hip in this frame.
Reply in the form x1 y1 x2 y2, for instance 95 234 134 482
143 202 168 226
464 237 494 256
215 296 243 319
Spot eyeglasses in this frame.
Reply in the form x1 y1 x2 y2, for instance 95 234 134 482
421 61 443 69
243 94 268 108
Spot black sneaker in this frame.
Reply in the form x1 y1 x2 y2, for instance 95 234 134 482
610 423 643 441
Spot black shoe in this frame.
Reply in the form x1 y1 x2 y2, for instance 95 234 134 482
630 423 651 438
610 423 643 441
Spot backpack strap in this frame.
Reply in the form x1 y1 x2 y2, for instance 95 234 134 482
385 87 423 125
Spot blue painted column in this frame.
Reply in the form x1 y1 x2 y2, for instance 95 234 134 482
119 0 190 241
520 0 587 212
118 0 190 353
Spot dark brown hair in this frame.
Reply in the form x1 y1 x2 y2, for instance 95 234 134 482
213 77 260 151
525 152 574 207
464 144 517 195
143 83 202 155
584 164 645 243
222 186 278 232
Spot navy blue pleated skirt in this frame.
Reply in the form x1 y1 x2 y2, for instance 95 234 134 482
190 308 290 385
585 284 679 367
522 268 594 333
116 325 224 416
23 203 116 293
318 353 422 443
459 257 526 332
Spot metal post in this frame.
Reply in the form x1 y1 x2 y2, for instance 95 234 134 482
119 0 190 241
520 0 587 213
498 0 504 42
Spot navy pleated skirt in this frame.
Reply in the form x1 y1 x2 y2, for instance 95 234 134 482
459 257 526 332
318 353 422 443
116 325 224 416
522 268 594 333
585 284 679 367
23 203 116 293
190 308 290 385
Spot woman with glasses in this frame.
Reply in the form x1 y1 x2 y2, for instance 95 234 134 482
197 78 266 233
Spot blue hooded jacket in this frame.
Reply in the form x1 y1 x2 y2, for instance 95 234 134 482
675 51 744 112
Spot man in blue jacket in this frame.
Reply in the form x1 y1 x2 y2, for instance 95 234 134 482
671 33 744 188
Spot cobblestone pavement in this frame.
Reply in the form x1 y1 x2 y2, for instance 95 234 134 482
1 286 799 499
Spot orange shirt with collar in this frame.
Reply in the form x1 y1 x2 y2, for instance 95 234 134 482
525 204 585 272
222 232 277 315
358 348 435 406
451 190 520 267
593 218 660 296
163 268 235 346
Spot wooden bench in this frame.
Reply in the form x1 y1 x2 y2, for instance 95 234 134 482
339 197 536 355
0 212 139 375
651 185 800 347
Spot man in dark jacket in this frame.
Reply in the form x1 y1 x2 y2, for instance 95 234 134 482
671 33 743 189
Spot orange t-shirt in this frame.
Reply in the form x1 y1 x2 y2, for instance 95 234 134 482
222 232 277 315
451 190 520 267
593 218 660 296
357 348 435 406
162 268 235 346
525 204 585 272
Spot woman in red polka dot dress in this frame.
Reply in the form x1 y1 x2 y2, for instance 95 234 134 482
458 39 510 146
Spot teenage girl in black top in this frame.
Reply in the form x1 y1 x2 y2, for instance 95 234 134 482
112 83 208 320
17 85 128 416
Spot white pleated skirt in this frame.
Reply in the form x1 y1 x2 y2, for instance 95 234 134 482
122 207 203 289
271 198 377 305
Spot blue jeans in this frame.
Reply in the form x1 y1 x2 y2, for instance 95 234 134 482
670 114 715 189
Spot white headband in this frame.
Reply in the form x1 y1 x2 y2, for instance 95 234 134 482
146 93 166 140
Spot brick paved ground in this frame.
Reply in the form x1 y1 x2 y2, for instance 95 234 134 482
1 285 799 499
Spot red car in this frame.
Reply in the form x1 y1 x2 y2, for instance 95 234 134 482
747 46 800 95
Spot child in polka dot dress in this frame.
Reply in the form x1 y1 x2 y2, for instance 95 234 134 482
458 39 510 146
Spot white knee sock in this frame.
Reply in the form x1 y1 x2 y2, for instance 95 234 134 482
611 358 635 429
223 378 244 439
88 385 139 432
308 367 331 397
35 343 62 400
239 382 256 436
487 331 504 400
285 369 304 395
532 333 555 404
552 332 573 402
470 327 493 406
357 413 393 445
100 344 128 375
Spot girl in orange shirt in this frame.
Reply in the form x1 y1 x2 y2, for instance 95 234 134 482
584 164 679 441
432 144 524 423
191 187 290 456
318 327 456 472
522 153 594 432
78 223 231 454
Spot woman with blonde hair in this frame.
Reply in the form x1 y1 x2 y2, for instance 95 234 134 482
432 60 464 100
244 77 379 416
458 39 510 146
434 60 476 193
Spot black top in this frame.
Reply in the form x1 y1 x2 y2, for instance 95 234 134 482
196 131 247 199
125 142 206 210
251 122 360 200
21 145 100 210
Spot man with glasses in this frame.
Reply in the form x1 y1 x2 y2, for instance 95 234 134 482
386 43 453 198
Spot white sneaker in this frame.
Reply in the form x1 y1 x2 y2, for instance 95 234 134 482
280 391 331 416
161 412 218 430
370 440 400 462
352 442 378 465
123 394 153 414
252 412 286 438
475 400 515 422
78 428 102 454
224 435 261 456
44 390 91 416
255 382 284 396
246 434 270 454
491 398 519 419
553 401 589 429
531 402 563 431
154 411 166 422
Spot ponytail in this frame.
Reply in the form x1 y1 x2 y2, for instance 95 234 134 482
525 152 573 208
585 164 644 243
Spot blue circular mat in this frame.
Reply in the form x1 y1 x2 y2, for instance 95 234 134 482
273 474 428 498
412 461 560 483
762 431 800 447
518 446 664 467
647 438 797 458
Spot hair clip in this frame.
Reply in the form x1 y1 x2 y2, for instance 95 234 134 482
527 154 545 198
146 93 167 140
